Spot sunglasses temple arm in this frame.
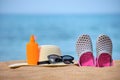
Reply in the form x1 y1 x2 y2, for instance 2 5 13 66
37 61 50 65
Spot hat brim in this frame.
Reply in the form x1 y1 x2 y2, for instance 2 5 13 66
8 62 68 68
39 63 68 67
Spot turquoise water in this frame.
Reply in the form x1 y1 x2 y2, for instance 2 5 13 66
0 14 120 61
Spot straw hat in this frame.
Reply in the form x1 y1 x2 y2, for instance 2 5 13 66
38 45 68 66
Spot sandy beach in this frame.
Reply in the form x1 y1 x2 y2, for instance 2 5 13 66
0 60 120 80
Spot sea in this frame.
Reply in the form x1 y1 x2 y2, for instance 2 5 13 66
0 14 120 61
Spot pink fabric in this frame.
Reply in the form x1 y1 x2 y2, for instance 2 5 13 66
96 53 113 67
78 52 95 66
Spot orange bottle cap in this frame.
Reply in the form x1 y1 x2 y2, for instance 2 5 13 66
30 35 35 43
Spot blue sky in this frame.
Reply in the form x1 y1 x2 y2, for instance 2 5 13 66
0 0 120 14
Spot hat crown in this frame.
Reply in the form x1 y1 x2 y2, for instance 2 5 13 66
39 45 62 62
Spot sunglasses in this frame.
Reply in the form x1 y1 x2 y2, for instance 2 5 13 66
38 54 74 64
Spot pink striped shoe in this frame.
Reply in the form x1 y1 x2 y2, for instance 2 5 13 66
96 34 113 67
76 34 95 66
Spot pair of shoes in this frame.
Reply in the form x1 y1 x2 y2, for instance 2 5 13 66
76 34 113 67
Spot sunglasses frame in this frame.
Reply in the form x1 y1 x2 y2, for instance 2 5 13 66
48 54 74 64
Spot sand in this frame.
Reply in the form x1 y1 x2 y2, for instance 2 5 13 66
0 60 120 80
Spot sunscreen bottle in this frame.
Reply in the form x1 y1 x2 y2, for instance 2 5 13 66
26 35 39 65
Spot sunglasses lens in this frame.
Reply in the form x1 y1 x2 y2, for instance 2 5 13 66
62 55 74 64
62 55 74 60
48 54 62 63
49 58 62 64
63 59 73 64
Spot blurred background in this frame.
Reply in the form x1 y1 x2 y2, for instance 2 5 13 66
0 0 120 61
